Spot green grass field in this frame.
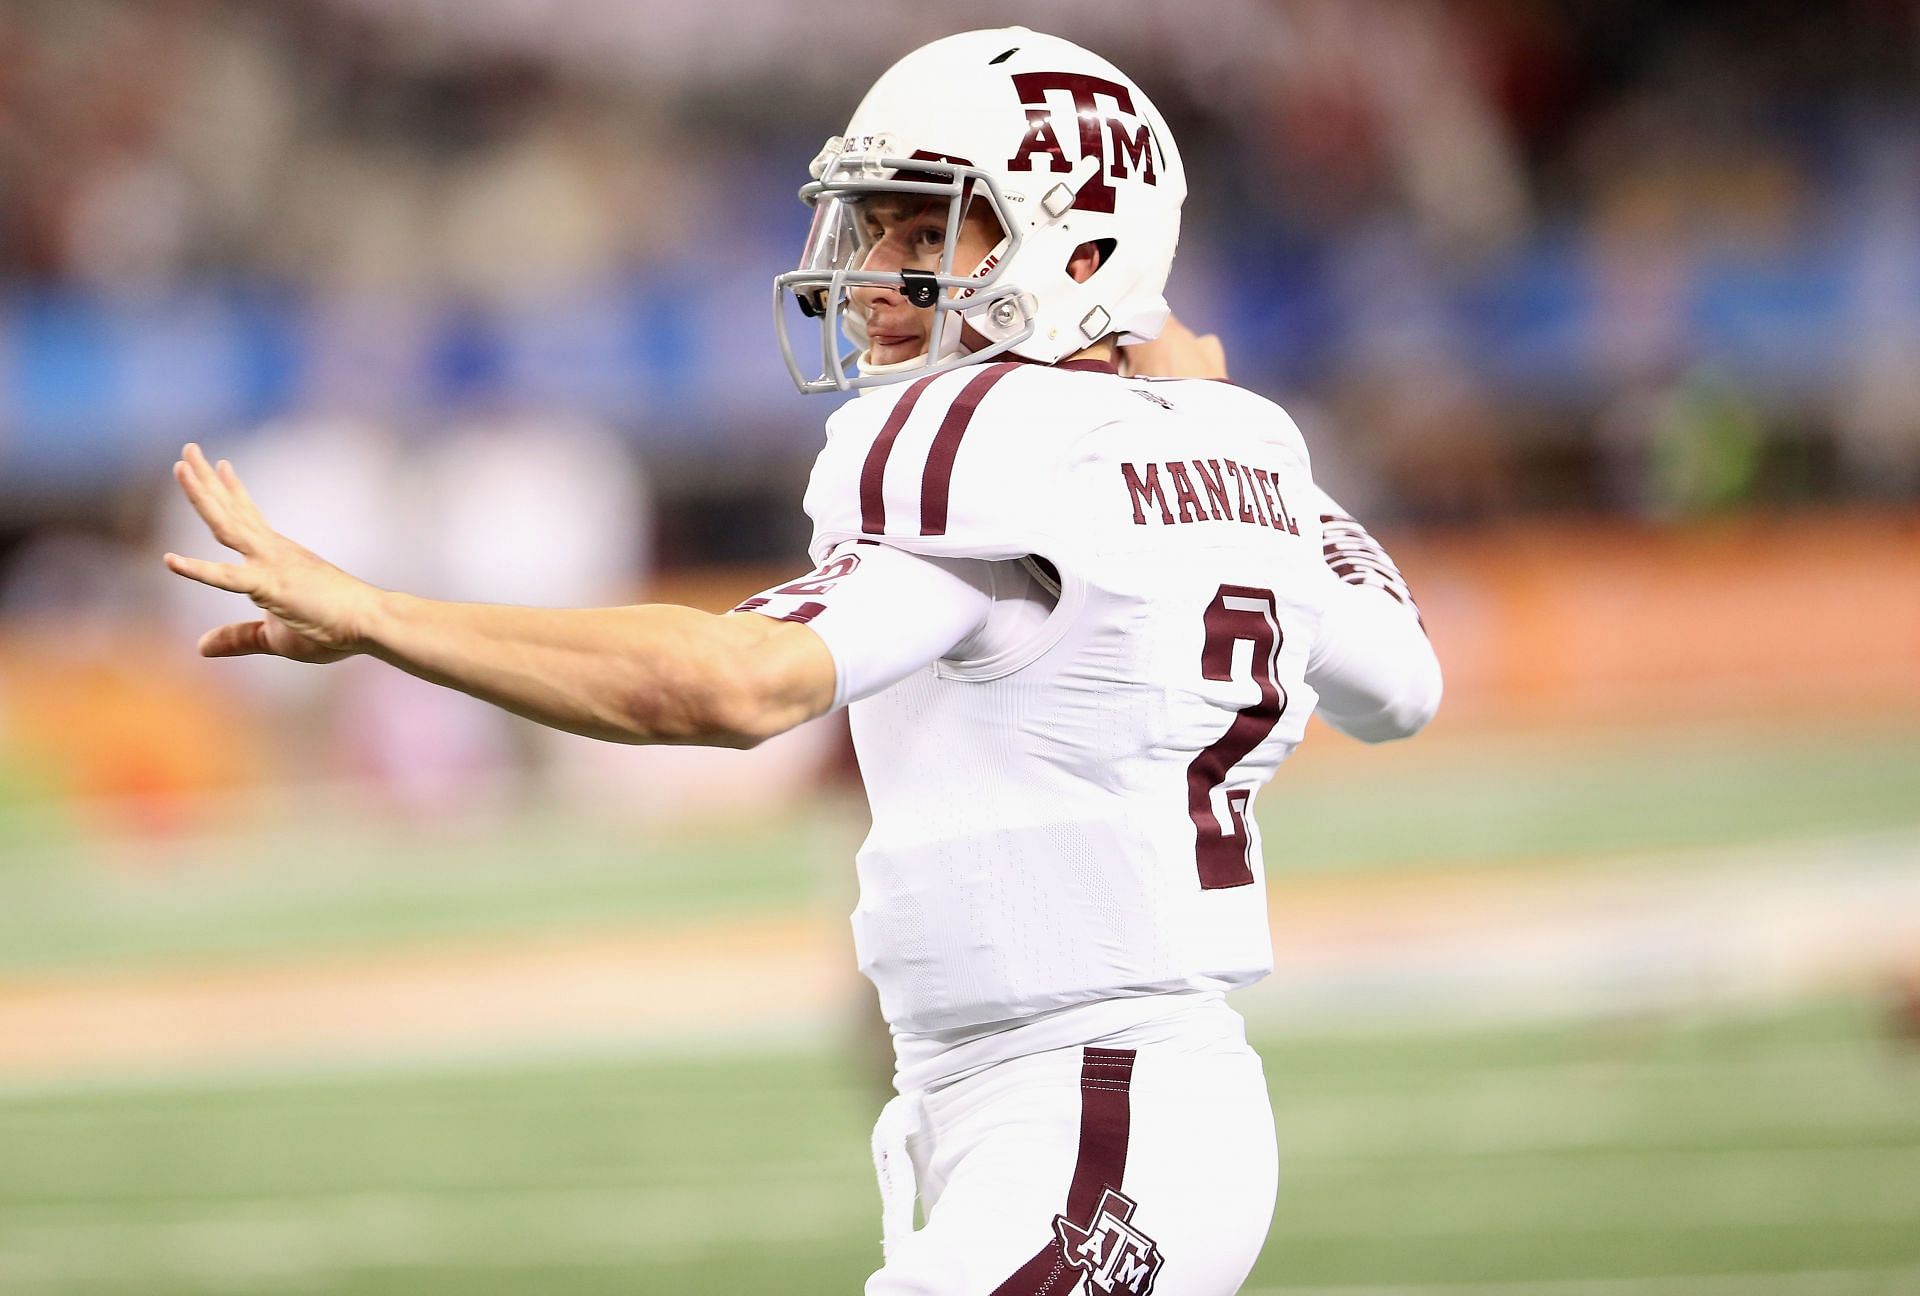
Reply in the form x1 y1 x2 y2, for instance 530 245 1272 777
3 723 1916 975
1 722 1917 1294
2 1004 1916 1294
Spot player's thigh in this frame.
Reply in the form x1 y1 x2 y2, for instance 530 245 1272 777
867 1044 1276 1296
1121 1044 1278 1293
867 1062 1079 1296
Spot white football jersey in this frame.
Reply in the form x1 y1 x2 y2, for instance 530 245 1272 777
802 359 1335 1036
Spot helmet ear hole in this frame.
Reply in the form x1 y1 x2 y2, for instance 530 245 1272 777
1068 239 1117 284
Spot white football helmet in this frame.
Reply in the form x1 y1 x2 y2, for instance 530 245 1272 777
774 27 1187 394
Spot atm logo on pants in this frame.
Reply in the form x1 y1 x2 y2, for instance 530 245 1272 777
1052 1187 1164 1295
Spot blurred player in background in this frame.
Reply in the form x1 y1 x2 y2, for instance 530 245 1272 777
165 27 1439 1296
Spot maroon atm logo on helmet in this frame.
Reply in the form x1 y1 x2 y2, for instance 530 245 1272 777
1006 72 1159 214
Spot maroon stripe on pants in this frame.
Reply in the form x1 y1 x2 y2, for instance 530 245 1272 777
990 1047 1137 1296
1068 1047 1135 1222
919 362 1020 537
860 373 941 535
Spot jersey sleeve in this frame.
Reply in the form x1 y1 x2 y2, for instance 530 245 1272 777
731 543 995 710
1305 488 1442 742
801 363 1068 565
1314 488 1425 622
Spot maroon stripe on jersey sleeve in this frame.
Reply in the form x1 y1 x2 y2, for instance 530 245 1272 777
860 374 941 535
919 362 1020 537
989 1047 1137 1296
732 597 825 624
775 601 827 625
1320 511 1426 631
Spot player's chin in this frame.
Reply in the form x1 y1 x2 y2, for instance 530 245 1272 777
866 335 928 367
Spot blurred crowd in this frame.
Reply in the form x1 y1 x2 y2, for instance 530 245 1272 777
1 0 1916 522
0 0 689 298
2 2 1911 288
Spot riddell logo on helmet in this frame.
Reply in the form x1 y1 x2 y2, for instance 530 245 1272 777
957 251 1001 301
1005 72 1159 214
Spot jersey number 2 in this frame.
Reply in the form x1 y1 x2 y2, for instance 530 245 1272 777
1188 584 1287 889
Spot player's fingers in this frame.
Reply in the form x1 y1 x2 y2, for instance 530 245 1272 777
214 457 267 526
182 443 252 526
197 621 273 657
181 443 227 498
176 458 263 556
172 458 252 553
163 551 258 595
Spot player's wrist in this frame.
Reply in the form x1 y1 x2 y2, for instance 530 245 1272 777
348 585 406 656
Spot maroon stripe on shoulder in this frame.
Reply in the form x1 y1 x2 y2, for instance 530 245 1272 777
860 374 941 535
988 1046 1137 1296
920 362 1020 537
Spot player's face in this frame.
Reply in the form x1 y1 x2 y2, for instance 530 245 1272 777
850 195 1003 367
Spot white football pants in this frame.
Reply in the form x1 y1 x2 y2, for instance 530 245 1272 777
866 1029 1278 1295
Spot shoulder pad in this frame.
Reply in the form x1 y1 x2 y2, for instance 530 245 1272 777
805 363 1089 563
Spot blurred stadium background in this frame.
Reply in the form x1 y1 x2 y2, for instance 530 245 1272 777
1 0 1918 1292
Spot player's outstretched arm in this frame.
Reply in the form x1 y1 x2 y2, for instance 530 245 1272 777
163 443 835 748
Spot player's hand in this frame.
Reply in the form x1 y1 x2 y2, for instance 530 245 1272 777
1117 314 1229 380
162 443 379 664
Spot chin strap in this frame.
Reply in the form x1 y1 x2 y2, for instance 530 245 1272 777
853 349 932 391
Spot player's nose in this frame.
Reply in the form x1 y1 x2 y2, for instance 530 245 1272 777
850 254 905 310
862 228 908 271
851 281 903 309
857 244 905 291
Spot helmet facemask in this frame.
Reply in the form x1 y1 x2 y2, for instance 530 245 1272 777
774 146 1036 395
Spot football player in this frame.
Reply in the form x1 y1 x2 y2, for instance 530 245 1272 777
166 27 1440 1295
